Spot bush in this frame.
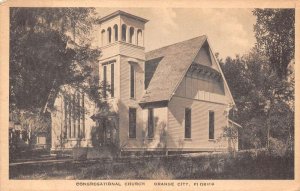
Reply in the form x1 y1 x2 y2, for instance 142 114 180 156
269 137 287 157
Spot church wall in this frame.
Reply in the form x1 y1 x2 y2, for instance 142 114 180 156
119 42 145 60
167 96 228 151
50 87 96 151
119 106 168 151
193 44 233 100
100 42 145 61
118 55 146 150
175 76 229 104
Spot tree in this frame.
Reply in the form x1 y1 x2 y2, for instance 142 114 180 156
220 49 294 150
253 9 295 79
10 8 101 111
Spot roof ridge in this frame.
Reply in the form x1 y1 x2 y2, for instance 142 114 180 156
146 35 207 54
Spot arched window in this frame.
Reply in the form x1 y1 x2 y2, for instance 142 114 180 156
137 29 143 46
121 24 127 42
107 27 112 43
129 27 135 44
113 24 118 42
101 29 106 46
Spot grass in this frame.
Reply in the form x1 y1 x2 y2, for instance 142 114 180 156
10 150 294 180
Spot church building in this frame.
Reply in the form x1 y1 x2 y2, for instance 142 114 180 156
50 10 237 154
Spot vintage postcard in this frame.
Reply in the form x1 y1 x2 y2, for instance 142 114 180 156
0 0 299 190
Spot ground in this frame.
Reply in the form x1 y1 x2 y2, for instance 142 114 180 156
9 150 294 180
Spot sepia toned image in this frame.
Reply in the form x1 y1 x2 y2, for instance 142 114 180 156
0 1 298 190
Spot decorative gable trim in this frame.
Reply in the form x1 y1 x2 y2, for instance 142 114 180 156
168 37 235 106
167 36 208 102
206 38 235 106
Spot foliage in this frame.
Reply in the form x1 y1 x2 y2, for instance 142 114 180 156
10 109 50 134
220 49 294 151
269 137 288 157
242 117 267 149
10 8 101 111
219 9 295 152
220 126 238 153
268 101 294 151
253 9 295 79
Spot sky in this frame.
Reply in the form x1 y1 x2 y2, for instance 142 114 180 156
95 8 257 59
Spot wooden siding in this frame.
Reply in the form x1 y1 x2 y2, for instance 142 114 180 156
194 44 212 67
175 76 228 104
193 42 234 102
119 42 145 60
167 96 228 151
99 55 120 107
101 42 145 60
118 55 146 149
194 42 219 71
120 107 167 151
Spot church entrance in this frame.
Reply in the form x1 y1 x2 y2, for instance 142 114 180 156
91 115 119 148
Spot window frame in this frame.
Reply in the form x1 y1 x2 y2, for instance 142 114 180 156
130 63 136 99
184 108 192 139
110 63 114 97
147 108 154 139
208 110 215 140
113 24 118 42
122 24 127 42
107 27 112 43
128 107 137 139
103 65 107 99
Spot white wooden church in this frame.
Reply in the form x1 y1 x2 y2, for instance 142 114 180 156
50 10 238 154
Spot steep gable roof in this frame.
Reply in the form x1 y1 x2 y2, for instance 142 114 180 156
140 35 207 103
140 35 235 106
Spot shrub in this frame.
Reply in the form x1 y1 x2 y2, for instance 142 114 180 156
269 137 287 157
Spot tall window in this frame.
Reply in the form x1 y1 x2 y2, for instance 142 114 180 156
137 29 142 46
122 24 127 41
129 108 136 138
209 111 215 139
101 29 106 46
113 24 118 41
64 98 69 138
81 93 85 138
103 65 107 98
111 63 114 97
68 97 72 138
185 108 191 138
72 94 76 138
130 64 135 98
64 93 85 139
107 27 112 43
76 93 81 138
129 27 134 43
102 63 114 98
148 108 154 138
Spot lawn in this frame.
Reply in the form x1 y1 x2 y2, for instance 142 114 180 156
10 150 294 180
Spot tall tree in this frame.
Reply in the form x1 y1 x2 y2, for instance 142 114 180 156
10 8 101 111
253 9 295 79
220 49 294 150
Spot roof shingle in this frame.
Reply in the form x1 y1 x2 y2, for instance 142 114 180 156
140 35 207 103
